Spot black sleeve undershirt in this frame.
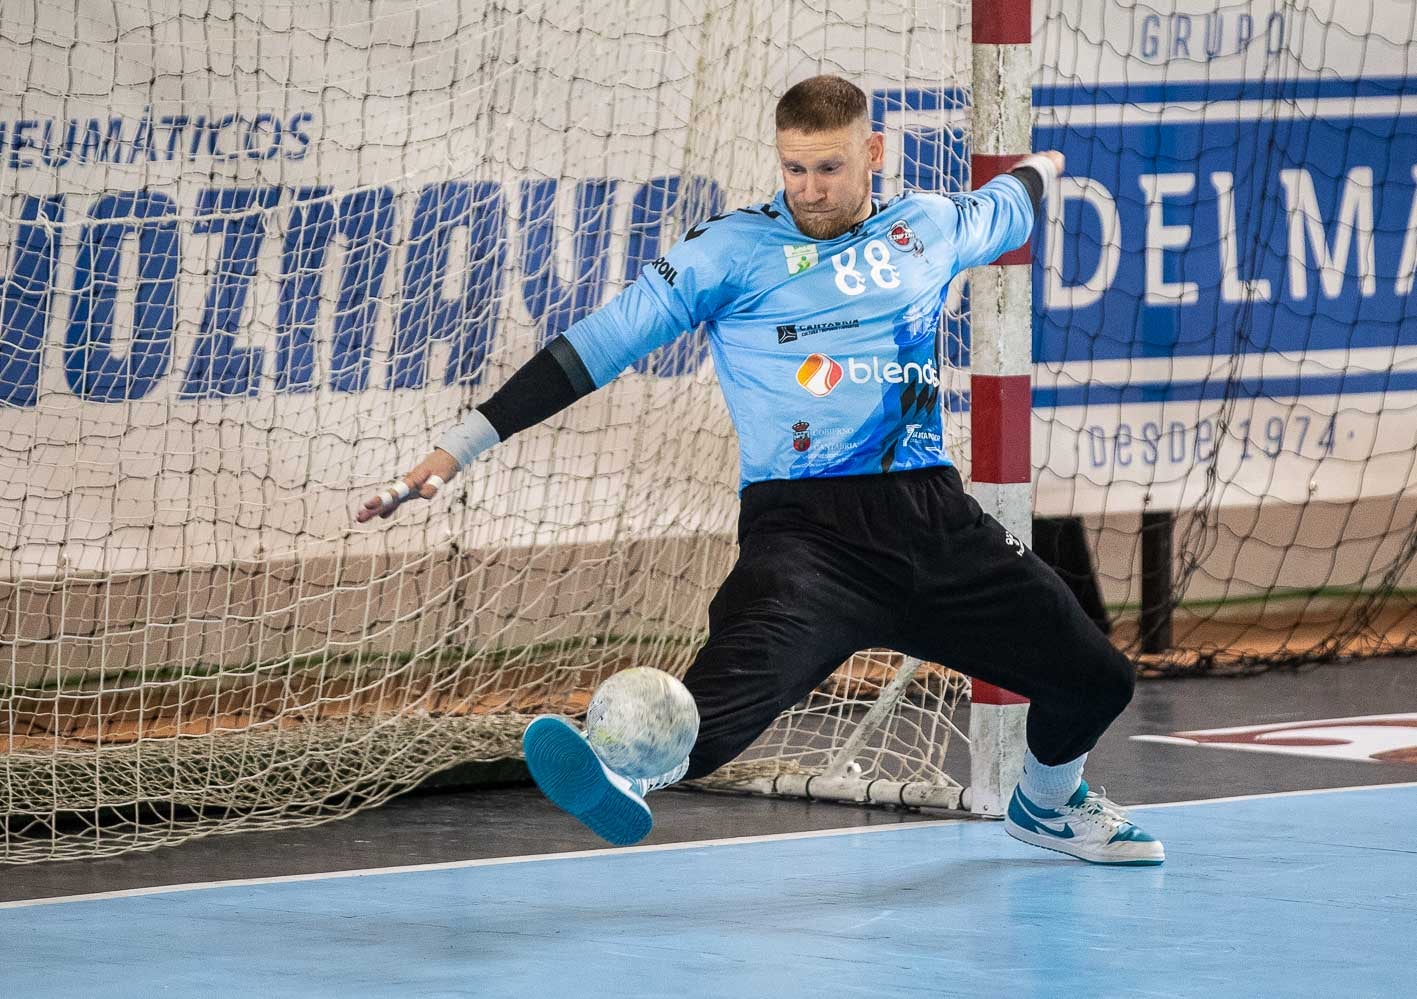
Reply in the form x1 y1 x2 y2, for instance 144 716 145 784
475 334 595 441
1008 165 1046 215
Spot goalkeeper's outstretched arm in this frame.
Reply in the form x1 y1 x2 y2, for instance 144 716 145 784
353 334 599 521
353 252 712 523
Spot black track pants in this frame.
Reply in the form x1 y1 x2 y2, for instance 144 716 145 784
681 465 1133 781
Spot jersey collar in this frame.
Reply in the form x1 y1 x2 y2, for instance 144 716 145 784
771 190 884 242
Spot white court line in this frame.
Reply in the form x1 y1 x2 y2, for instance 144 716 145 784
1134 735 1223 747
0 817 966 911
4 780 1415 912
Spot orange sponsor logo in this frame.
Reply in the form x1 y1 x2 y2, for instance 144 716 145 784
796 353 843 397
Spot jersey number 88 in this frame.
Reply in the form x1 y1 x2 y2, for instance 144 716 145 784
831 240 901 296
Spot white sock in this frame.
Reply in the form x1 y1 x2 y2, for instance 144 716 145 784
631 756 690 797
1017 750 1085 808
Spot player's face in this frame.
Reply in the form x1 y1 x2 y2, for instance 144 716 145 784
777 123 885 240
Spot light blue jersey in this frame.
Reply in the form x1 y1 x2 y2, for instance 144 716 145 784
563 177 1034 489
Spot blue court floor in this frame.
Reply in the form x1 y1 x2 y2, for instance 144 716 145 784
3 782 1413 998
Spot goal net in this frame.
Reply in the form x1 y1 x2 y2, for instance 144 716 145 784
1035 1 1417 674
2 0 977 863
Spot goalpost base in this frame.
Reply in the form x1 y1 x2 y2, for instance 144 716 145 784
687 773 970 814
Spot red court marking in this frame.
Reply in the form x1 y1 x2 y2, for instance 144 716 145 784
1134 713 1417 764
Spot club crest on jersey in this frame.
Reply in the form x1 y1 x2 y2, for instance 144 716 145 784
888 219 925 255
792 421 811 452
795 353 843 397
783 243 818 275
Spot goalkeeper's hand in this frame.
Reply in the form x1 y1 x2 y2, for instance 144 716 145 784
355 448 461 523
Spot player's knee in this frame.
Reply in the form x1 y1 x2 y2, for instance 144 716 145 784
1094 646 1135 718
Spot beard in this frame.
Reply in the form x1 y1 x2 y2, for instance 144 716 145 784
787 190 871 241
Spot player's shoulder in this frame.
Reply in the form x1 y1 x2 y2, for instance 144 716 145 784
878 186 1011 236
879 188 959 218
861 189 949 236
676 199 790 248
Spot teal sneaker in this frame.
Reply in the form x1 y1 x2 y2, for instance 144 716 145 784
1004 779 1165 866
522 715 653 846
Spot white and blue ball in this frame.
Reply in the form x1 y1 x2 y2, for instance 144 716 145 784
585 667 699 779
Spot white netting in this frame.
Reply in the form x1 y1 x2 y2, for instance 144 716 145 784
1 0 976 862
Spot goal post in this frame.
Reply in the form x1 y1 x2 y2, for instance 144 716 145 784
963 0 1034 817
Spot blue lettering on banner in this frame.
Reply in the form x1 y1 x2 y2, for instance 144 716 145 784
521 178 616 346
1033 77 1417 381
0 174 728 407
330 188 397 391
64 191 179 402
870 86 970 199
1 196 65 407
871 86 971 371
1084 413 1339 475
0 111 318 167
286 112 314 159
1138 12 1285 64
12 75 1417 410
274 186 400 394
181 187 281 398
10 119 36 169
390 180 506 389
271 186 400 394
275 186 337 393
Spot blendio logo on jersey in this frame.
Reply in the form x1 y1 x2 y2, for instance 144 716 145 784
794 353 940 398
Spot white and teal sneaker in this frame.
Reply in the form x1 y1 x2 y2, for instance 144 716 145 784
522 715 653 846
1004 779 1165 866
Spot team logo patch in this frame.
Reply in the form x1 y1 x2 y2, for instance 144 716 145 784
783 243 818 275
792 421 811 452
888 218 925 256
795 353 842 397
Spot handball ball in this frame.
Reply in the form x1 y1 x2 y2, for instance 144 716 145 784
585 667 700 779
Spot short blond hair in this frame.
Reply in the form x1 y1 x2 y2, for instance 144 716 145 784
775 75 869 133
